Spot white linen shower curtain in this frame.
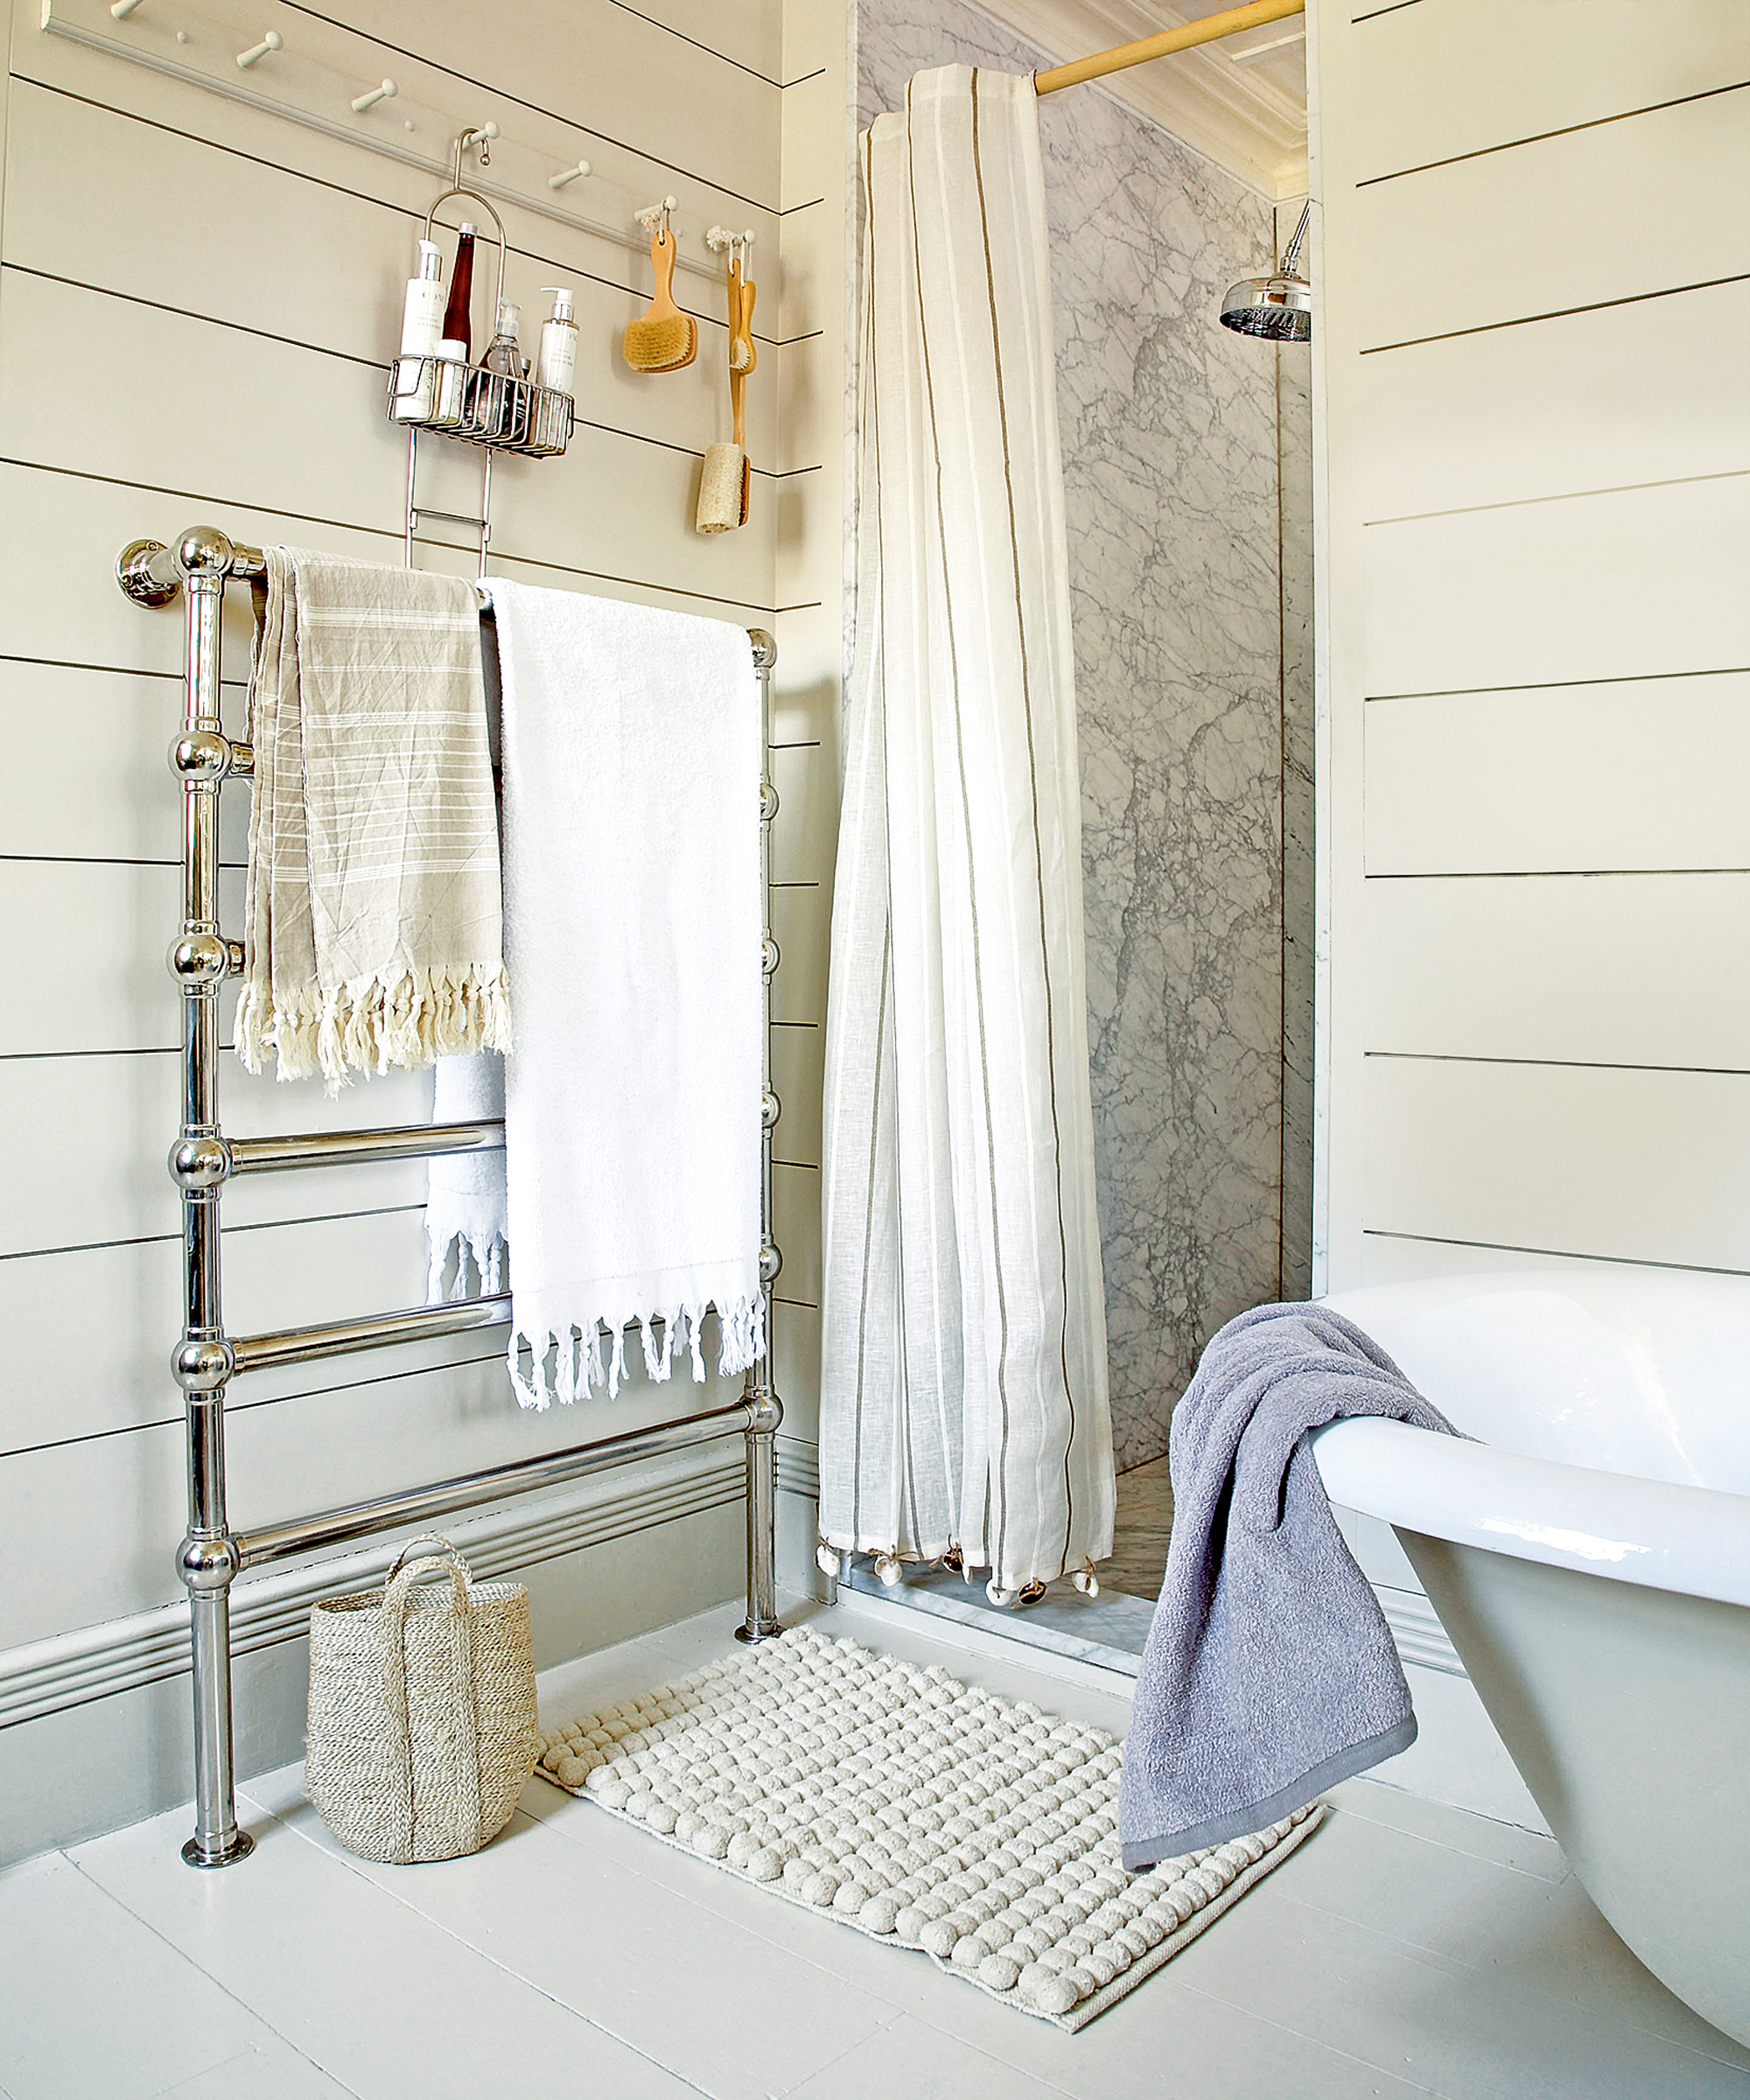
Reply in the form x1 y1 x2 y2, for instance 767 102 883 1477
818 65 1115 1597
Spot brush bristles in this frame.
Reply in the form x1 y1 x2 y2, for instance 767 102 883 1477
623 313 698 373
729 340 752 373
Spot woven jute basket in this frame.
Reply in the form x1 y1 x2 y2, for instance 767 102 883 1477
305 1535 538 1865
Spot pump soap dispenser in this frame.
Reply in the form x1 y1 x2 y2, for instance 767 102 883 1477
393 237 445 422
537 287 578 398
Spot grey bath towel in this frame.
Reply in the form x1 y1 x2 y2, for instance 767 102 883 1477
1118 1302 1459 1870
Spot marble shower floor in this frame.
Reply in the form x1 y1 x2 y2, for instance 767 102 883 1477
839 1454 1173 1673
4 1589 1747 2100
1106 1454 1172 1603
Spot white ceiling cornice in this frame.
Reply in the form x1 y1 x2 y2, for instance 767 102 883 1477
973 0 1309 200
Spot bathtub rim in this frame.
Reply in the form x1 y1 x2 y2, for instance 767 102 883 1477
1311 1417 1750 1611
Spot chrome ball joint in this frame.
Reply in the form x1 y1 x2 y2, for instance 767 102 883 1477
175 526 237 579
178 1530 240 1595
170 1134 232 1190
758 1239 782 1285
760 937 780 978
170 729 232 782
173 1336 234 1392
760 780 780 823
761 1088 780 1130
168 932 231 986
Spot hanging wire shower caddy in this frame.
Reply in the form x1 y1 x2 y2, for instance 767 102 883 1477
389 130 577 571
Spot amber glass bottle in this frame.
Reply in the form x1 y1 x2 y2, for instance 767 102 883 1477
442 223 478 358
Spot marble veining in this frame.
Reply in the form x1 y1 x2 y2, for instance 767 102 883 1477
858 0 1291 1469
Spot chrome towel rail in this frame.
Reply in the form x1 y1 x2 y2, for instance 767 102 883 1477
121 524 782 1871
228 1292 514 1376
234 1396 755 1570
228 1117 507 1175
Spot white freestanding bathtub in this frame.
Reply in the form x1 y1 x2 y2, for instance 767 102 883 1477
1312 1270 1750 2048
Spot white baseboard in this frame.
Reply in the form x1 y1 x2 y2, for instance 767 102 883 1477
0 1446 745 1735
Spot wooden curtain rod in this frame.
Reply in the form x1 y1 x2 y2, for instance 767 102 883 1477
1034 0 1306 95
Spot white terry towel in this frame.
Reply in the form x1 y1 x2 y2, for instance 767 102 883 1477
487 582 764 1406
236 549 511 1090
425 1052 508 1300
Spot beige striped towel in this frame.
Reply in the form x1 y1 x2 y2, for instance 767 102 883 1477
236 549 511 1091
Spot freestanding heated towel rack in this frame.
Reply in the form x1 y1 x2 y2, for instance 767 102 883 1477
116 524 784 1869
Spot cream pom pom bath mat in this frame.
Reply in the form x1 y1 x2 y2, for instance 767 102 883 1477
536 1624 1323 2030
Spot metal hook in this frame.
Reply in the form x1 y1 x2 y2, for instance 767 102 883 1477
351 78 396 114
547 158 592 191
451 122 500 184
235 30 282 68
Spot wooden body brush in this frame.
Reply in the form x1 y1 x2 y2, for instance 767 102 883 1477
696 254 752 533
624 221 696 373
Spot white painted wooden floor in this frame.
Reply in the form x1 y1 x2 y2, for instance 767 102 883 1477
4 1591 1748 2100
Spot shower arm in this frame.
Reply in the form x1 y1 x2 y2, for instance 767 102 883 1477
1034 0 1305 96
1278 201 1312 280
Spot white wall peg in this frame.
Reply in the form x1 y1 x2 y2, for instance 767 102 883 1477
351 79 396 114
634 195 679 234
235 31 282 68
109 0 147 19
547 159 592 190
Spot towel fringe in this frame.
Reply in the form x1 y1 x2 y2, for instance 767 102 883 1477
424 1225 509 1307
506 1292 765 1410
237 962 512 1094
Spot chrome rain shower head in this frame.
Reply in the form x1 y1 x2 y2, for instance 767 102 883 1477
1220 200 1312 341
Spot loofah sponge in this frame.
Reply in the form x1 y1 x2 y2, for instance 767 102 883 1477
696 441 747 534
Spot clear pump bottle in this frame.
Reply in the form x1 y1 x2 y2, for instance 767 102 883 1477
472 299 529 440
480 299 529 378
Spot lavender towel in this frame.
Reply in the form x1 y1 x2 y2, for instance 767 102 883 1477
1118 1302 1460 1870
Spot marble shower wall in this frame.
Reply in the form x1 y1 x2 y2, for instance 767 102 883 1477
858 0 1298 1469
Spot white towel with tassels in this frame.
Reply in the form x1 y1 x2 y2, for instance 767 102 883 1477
487 581 764 1406
235 548 511 1091
425 1051 508 1300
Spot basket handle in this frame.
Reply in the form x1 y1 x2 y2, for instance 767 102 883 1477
385 1533 467 1586
381 1553 480 1860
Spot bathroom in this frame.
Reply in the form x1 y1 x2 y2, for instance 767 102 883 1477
0 0 1746 2093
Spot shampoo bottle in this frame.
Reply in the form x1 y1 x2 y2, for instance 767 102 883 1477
393 237 445 421
536 286 578 396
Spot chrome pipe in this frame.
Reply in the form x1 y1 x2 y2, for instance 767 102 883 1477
235 1398 757 1569
228 1117 505 1176
229 1292 512 1374
738 629 784 1644
172 531 251 1868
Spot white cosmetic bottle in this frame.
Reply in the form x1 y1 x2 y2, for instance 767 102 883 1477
394 238 445 422
536 286 578 397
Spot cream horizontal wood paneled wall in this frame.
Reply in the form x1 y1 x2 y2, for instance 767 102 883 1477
1312 0 1750 1292
0 0 844 1859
